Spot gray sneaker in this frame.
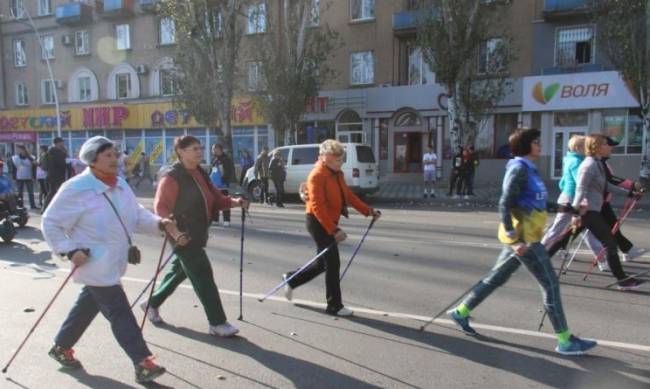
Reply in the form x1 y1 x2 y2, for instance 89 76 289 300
140 301 163 324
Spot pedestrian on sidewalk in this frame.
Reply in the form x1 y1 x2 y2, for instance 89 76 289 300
447 146 464 198
12 145 37 209
282 139 381 316
269 149 286 207
422 146 437 198
254 146 271 204
239 149 254 186
463 145 479 198
143 135 249 337
41 136 187 384
447 128 598 355
211 144 235 226
134 152 154 189
42 137 68 211
569 134 644 290
36 145 48 208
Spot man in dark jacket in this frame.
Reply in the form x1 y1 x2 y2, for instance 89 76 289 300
447 146 464 198
42 137 68 211
211 144 236 226
254 146 270 204
269 149 286 207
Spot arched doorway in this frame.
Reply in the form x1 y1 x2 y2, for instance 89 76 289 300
392 110 424 173
336 110 364 143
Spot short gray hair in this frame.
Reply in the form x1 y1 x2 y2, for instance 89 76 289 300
319 139 344 156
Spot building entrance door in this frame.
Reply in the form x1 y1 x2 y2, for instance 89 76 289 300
551 128 587 179
393 132 422 173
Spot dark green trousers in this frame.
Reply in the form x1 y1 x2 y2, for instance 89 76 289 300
149 246 227 325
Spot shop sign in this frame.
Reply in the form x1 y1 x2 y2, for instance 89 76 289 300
0 111 72 131
83 106 129 128
151 109 192 127
0 131 37 142
523 71 639 112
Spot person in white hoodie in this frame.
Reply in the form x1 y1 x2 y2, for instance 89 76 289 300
12 145 36 209
41 136 188 384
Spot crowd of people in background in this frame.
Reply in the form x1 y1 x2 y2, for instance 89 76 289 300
443 145 480 199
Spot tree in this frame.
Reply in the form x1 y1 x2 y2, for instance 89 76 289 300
159 0 245 153
594 0 650 186
252 0 339 146
416 0 514 150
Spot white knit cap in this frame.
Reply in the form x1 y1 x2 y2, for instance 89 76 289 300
79 136 113 165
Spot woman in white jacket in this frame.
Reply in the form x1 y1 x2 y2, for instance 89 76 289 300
41 136 187 384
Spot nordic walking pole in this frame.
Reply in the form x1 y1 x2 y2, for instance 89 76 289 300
2 266 78 374
419 280 483 332
141 235 169 330
561 230 588 275
340 216 378 282
130 250 175 309
238 204 246 321
258 242 336 302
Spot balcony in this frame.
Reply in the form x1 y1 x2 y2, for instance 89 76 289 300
55 2 93 26
139 0 160 12
96 0 135 18
542 63 607 75
393 10 436 35
543 0 596 20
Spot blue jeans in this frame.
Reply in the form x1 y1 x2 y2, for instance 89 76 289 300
55 285 151 365
461 243 568 333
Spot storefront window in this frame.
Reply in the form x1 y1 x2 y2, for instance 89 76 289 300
88 130 104 137
38 132 53 148
70 130 87 158
601 109 643 155
493 113 518 158
554 111 588 127
165 128 184 164
145 129 163 165
125 131 143 165
233 127 255 161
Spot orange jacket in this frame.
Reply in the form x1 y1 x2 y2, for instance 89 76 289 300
305 161 371 235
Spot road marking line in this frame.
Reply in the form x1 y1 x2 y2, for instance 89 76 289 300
3 260 649 353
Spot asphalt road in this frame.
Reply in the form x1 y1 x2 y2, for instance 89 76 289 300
1 200 649 388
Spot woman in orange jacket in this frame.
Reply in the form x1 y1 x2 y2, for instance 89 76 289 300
282 139 381 316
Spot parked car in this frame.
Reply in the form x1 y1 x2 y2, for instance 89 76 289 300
243 143 379 202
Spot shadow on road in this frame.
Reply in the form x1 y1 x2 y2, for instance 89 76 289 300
154 323 385 389
60 368 142 389
0 227 54 272
284 305 649 389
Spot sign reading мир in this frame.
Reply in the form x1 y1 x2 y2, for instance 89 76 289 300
522 71 639 112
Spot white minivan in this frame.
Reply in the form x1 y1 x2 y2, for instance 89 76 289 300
243 143 379 201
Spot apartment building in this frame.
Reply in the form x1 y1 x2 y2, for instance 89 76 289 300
521 0 643 181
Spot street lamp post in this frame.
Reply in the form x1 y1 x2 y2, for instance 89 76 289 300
6 5 62 137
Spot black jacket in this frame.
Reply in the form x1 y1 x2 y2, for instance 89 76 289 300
45 146 68 181
269 156 286 181
163 163 217 249
211 153 236 185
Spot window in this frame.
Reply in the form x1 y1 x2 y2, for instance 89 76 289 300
10 0 25 18
38 0 51 15
356 145 375 163
205 11 222 37
14 40 26 67
116 24 131 50
292 147 319 165
350 0 374 21
350 51 374 85
159 17 176 45
15 83 28 106
78 76 92 101
42 80 56 104
309 0 320 27
247 62 264 91
337 110 363 143
116 73 131 99
556 26 594 67
160 69 175 96
247 3 267 34
554 111 588 127
41 35 55 60
408 47 434 85
601 109 643 155
75 31 90 55
478 38 507 74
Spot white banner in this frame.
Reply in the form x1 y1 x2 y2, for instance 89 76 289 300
522 71 639 112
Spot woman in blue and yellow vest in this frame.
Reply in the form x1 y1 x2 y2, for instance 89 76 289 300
447 128 597 356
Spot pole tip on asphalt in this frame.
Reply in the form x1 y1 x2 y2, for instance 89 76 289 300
2 368 7 374
257 298 263 302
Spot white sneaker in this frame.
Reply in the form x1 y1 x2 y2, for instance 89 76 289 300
597 260 610 272
623 247 646 262
282 273 293 301
335 307 353 317
140 301 163 324
209 322 239 337
223 221 230 227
